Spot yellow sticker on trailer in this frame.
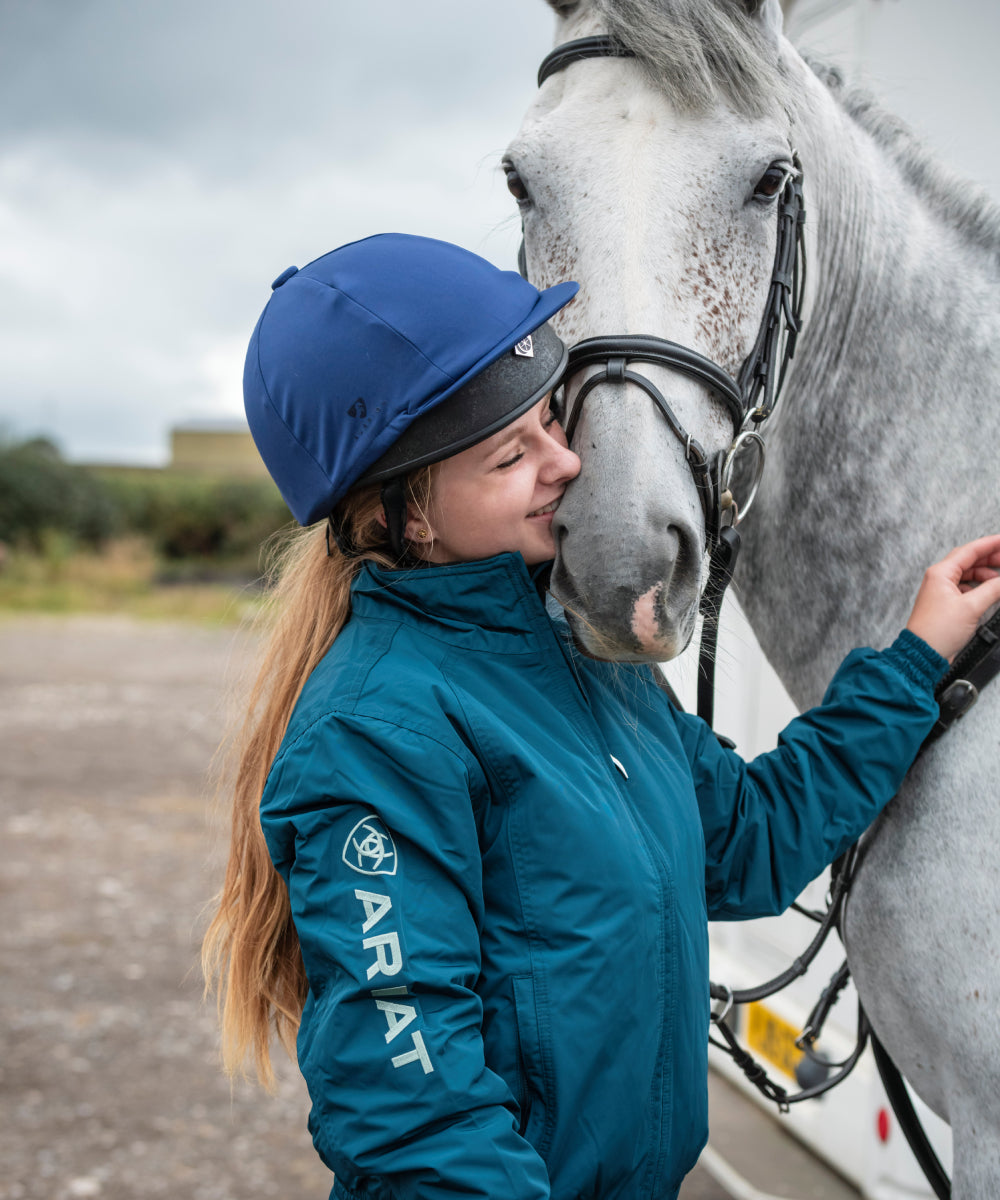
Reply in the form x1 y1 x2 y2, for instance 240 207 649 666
745 1001 803 1081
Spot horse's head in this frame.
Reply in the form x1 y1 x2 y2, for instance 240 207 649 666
505 0 802 660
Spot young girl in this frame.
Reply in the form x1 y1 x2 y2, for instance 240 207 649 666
203 233 1000 1200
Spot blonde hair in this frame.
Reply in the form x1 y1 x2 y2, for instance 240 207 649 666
201 469 434 1088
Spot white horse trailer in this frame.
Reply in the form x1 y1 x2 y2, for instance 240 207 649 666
664 601 952 1200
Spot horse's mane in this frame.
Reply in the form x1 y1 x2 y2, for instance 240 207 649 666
590 0 789 118
810 61 1000 266
586 0 1000 262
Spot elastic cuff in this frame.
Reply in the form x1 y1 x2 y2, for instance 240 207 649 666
884 629 949 691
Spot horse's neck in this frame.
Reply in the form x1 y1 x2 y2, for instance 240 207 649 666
738 66 1000 704
802 115 999 408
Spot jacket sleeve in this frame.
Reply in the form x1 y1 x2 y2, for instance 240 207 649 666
259 712 550 1200
671 630 946 920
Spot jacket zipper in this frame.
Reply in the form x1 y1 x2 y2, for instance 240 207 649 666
536 598 677 1195
583 709 676 1198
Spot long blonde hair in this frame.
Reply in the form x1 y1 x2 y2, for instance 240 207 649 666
201 470 434 1088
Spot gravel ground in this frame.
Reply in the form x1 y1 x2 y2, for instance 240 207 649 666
0 613 737 1200
0 615 333 1200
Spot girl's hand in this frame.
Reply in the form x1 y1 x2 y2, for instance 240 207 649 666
906 534 1000 662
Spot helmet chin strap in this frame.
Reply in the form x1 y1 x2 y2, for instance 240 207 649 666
380 477 409 561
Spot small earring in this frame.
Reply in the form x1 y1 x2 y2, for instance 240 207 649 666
416 529 429 540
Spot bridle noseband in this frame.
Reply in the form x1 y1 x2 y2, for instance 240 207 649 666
533 36 807 553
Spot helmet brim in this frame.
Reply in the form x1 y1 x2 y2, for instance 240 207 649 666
356 318 570 486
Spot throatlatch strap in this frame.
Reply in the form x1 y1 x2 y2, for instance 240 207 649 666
380 477 408 562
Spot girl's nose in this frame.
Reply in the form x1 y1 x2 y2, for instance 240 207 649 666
543 433 582 483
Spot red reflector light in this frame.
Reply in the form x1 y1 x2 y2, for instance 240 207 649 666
877 1107 891 1143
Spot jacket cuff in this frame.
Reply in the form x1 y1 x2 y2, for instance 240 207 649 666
884 629 948 692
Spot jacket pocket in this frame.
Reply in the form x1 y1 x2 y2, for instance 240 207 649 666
512 973 551 1153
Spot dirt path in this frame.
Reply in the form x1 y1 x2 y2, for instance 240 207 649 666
0 615 333 1200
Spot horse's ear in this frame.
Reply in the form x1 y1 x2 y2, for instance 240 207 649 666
741 0 784 49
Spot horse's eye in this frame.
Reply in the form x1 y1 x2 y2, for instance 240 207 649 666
753 164 791 202
503 161 529 203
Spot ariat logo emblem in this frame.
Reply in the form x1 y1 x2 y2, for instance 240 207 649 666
513 335 534 358
348 397 367 419
343 816 397 876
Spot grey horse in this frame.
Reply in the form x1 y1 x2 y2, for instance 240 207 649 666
506 0 1000 1194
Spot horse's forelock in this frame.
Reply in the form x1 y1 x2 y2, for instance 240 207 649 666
592 0 791 118
811 61 1000 267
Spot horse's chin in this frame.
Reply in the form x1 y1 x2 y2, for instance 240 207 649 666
551 571 700 663
550 507 705 662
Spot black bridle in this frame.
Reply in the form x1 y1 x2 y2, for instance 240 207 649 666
532 35 806 726
538 36 806 555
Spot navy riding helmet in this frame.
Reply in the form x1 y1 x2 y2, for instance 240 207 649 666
243 233 578 553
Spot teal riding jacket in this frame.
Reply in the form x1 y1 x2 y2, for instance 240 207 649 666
259 551 944 1200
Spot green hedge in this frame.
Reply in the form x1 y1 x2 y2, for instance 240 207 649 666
0 437 292 566
97 470 292 562
0 438 120 550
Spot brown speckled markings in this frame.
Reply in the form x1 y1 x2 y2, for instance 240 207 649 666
679 219 766 377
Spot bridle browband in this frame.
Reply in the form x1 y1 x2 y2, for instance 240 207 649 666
537 34 636 87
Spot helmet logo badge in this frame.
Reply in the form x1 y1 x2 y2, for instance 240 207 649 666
343 816 398 876
513 335 534 358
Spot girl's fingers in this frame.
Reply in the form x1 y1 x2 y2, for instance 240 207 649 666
962 575 1000 619
907 537 1000 660
939 534 1000 577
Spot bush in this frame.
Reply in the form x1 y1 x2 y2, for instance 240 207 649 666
97 470 292 567
0 437 119 550
0 437 292 574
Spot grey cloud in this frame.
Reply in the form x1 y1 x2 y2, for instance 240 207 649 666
0 0 553 460
1 1 555 178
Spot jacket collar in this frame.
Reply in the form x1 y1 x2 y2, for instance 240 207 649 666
350 552 557 653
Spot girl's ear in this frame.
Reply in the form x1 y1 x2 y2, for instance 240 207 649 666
375 502 427 534
404 507 433 549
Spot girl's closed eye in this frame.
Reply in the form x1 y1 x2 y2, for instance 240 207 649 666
496 449 524 470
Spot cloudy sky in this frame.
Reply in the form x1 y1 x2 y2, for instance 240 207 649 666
1 0 996 465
